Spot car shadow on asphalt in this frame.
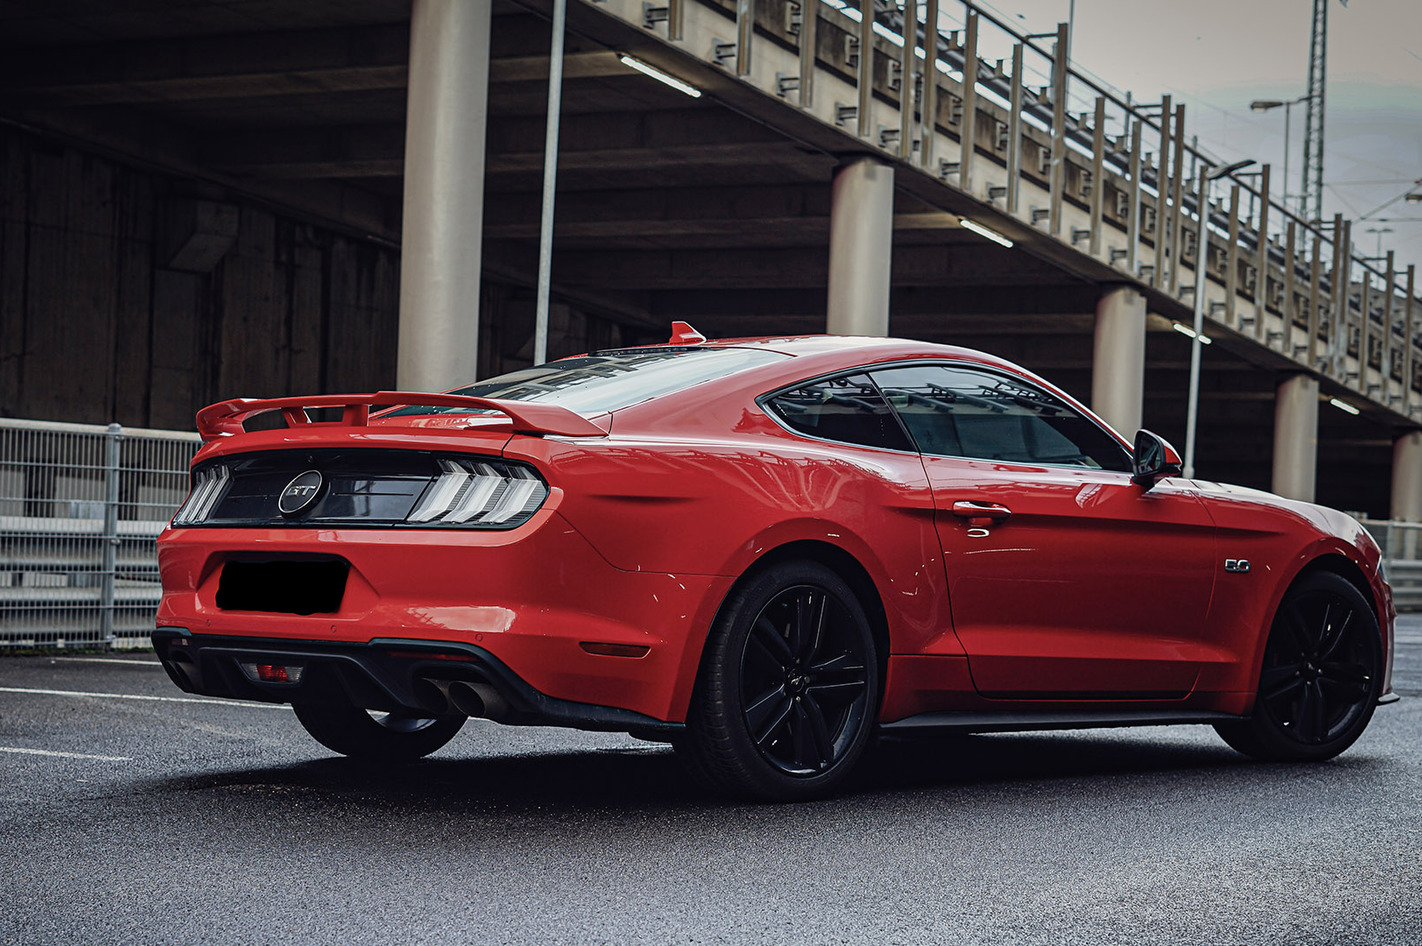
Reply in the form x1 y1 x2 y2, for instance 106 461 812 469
143 726 1390 813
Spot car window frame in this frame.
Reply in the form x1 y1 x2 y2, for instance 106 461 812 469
865 359 1135 472
756 368 920 455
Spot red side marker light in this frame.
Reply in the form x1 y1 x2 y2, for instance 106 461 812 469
579 642 651 658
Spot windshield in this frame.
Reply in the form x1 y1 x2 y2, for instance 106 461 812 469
386 346 789 416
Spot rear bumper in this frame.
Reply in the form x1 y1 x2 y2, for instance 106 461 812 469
156 514 734 723
152 629 683 736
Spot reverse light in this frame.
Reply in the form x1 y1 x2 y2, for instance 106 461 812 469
172 464 231 525
406 460 549 527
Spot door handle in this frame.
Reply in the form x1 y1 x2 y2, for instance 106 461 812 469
951 501 1012 522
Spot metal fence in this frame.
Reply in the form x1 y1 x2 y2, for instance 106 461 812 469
0 418 199 650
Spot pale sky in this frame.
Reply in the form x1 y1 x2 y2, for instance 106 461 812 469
980 0 1422 278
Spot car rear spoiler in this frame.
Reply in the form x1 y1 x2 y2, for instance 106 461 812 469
194 392 608 442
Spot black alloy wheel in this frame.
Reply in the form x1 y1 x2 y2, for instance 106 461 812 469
1215 570 1383 762
293 703 466 762
681 560 878 800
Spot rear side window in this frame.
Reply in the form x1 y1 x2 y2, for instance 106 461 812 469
869 363 1131 471
762 374 914 452
387 347 788 416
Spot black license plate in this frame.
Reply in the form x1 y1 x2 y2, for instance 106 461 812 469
215 559 349 615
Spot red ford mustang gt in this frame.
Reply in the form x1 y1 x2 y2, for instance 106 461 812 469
154 328 1396 799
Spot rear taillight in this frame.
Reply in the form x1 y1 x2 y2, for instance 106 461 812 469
406 459 548 528
171 464 230 525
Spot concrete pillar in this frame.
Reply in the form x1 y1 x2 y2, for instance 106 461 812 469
1392 430 1422 558
1090 286 1146 436
827 158 894 336
1272 374 1319 502
397 0 492 391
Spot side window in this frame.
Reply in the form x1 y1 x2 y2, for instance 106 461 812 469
762 373 914 452
870 364 1132 472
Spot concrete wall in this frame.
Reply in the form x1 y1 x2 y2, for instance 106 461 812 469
0 125 648 430
0 126 401 429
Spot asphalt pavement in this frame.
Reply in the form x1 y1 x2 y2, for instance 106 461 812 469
3 619 1421 945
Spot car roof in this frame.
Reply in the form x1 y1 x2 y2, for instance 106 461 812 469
601 333 1022 369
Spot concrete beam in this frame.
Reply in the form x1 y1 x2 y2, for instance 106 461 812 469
0 25 410 106
548 243 1078 291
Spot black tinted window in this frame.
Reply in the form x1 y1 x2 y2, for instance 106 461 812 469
763 374 914 452
870 364 1131 471
387 347 787 416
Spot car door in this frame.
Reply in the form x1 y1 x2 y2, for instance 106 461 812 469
869 362 1218 700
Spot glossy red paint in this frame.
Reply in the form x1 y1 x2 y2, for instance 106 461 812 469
155 334 1395 739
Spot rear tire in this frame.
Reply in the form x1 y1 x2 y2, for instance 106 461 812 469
679 560 878 801
1215 571 1382 762
293 703 465 762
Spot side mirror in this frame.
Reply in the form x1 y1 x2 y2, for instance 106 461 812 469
1131 429 1183 489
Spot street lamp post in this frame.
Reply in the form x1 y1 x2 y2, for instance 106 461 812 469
1184 158 1257 480
1250 95 1314 216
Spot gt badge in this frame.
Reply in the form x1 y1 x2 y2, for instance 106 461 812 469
278 470 324 517
1224 559 1251 574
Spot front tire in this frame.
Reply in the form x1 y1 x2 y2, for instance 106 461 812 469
1215 571 1382 762
293 703 465 762
680 560 879 801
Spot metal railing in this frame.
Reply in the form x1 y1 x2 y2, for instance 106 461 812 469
1360 518 1422 612
625 0 1422 417
0 418 199 650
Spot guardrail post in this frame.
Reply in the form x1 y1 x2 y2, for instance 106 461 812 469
1126 119 1141 272
1283 221 1297 354
1047 22 1068 238
101 423 122 649
1406 265 1416 414
1152 95 1172 289
919 0 939 169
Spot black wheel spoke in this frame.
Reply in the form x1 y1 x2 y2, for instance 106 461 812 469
789 702 813 766
745 684 789 736
1294 681 1327 744
800 696 834 769
1320 661 1369 685
801 592 828 663
1260 664 1307 701
750 616 794 666
1317 608 1354 662
751 693 795 747
1281 602 1314 659
806 653 867 702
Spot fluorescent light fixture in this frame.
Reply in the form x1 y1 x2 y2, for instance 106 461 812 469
618 55 702 98
1172 322 1213 345
958 217 1014 248
1329 397 1361 415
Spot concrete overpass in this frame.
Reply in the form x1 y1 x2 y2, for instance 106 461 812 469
0 0 1419 523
